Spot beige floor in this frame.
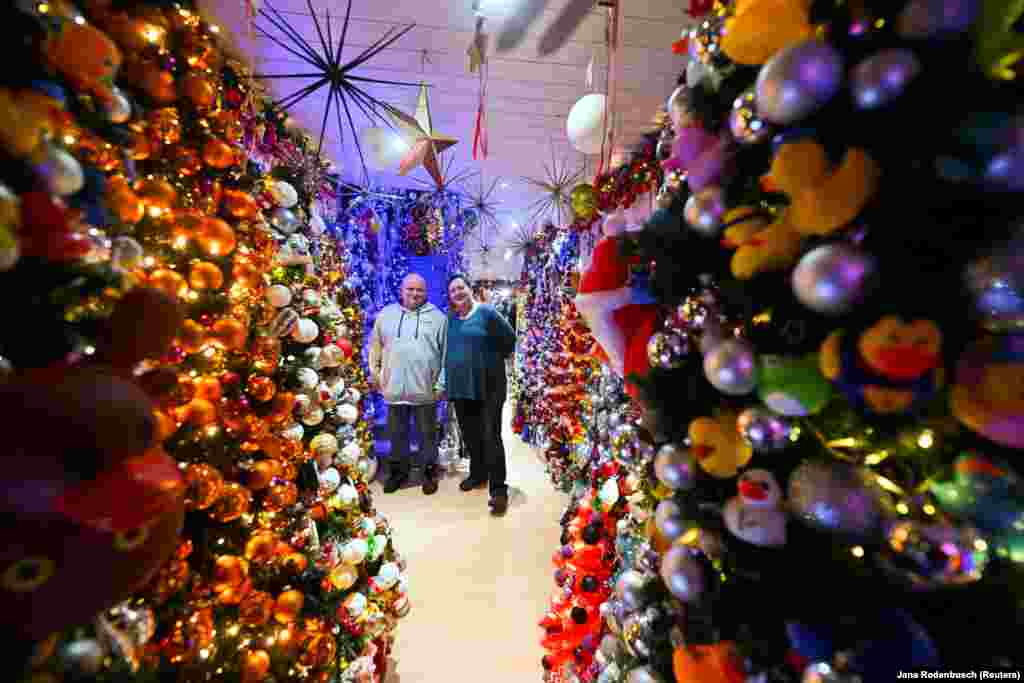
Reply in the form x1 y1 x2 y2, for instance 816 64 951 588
375 402 566 683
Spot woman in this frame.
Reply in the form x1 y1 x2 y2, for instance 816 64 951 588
444 274 517 515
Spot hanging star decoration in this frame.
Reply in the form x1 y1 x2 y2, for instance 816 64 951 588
388 84 460 186
464 174 502 235
409 148 476 197
253 0 421 180
464 225 495 269
523 147 585 227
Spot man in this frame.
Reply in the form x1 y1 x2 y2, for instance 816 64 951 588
368 273 448 494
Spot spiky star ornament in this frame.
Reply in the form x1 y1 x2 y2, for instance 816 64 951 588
388 84 459 186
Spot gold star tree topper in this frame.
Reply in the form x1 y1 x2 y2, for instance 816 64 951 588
388 84 459 186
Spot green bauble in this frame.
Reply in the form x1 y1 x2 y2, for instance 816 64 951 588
757 353 833 416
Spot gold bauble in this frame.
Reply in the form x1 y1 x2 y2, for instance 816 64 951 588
570 183 598 221
188 261 224 290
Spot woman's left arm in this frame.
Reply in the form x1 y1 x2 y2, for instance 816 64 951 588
489 306 517 356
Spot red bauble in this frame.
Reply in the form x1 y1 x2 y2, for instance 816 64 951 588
335 337 354 359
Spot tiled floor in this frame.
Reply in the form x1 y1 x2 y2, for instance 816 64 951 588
375 402 565 683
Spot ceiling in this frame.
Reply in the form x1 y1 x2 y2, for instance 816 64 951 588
204 0 692 279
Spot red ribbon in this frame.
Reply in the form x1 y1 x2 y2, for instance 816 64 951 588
472 65 488 160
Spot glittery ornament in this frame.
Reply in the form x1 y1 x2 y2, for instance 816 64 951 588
792 243 877 315
684 186 726 237
655 499 689 544
850 48 921 110
787 461 892 537
704 338 757 395
615 570 651 610
737 407 797 451
755 40 844 125
659 545 705 603
729 87 774 145
270 207 301 235
647 331 690 369
654 443 698 490
609 423 655 469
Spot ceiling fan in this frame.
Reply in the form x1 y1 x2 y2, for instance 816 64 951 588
495 0 617 56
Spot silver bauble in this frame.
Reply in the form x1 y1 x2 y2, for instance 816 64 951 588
703 338 757 395
627 665 664 683
655 499 689 543
646 331 689 369
59 638 105 675
792 243 877 315
875 519 988 589
106 87 133 124
737 407 796 451
659 545 705 603
609 423 654 468
965 251 1024 332
270 207 301 235
851 48 921 110
622 613 652 658
728 87 774 145
787 461 892 537
37 144 85 196
684 186 725 237
654 443 697 490
755 40 844 125
615 569 651 610
897 0 978 38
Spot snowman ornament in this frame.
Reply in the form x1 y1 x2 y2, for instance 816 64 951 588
723 469 787 547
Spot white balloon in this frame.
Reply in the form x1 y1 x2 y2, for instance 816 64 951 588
359 127 410 170
566 93 609 155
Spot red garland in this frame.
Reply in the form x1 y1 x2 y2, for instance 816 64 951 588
568 147 664 234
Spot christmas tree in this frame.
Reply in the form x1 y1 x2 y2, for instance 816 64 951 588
565 0 1024 680
0 1 408 680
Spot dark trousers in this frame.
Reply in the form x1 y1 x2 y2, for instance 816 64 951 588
387 403 438 476
452 394 507 497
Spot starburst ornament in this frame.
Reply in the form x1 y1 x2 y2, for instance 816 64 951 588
465 175 502 235
523 148 584 227
409 148 476 196
253 0 422 180
388 84 460 186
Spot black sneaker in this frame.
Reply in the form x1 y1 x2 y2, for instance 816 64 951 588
422 465 439 495
490 494 508 516
383 472 408 494
459 477 487 492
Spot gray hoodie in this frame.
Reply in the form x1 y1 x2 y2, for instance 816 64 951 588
368 302 447 405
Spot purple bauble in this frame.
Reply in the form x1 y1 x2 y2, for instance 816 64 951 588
755 40 844 125
792 243 877 315
851 48 921 110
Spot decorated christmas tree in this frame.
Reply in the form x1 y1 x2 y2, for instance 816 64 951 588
0 1 408 680
562 0 1024 681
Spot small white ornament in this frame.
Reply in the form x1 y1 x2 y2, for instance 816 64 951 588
344 593 368 619
281 421 304 442
267 284 292 308
296 367 319 390
311 433 339 458
341 538 369 564
292 318 319 343
304 346 323 370
269 180 298 208
599 478 621 506
723 469 787 547
319 467 341 493
340 441 363 465
336 483 359 506
301 405 325 426
375 562 400 589
37 145 84 196
337 403 359 424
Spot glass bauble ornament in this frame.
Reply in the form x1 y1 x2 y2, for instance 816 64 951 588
646 331 689 369
704 338 757 395
654 443 697 490
787 461 892 537
659 545 705 603
737 407 797 451
792 243 877 315
684 186 725 237
609 423 654 468
728 87 774 145
755 40 844 125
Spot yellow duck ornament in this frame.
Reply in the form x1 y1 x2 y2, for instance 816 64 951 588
688 411 753 478
720 0 816 65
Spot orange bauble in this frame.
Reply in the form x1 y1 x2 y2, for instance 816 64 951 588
153 409 177 441
672 643 746 683
264 481 298 512
140 65 177 105
193 376 223 402
189 261 224 290
280 439 305 462
246 375 276 402
148 268 185 299
213 555 249 594
222 188 261 221
202 138 237 170
183 463 224 511
133 177 178 213
195 217 236 257
238 591 274 627
107 188 145 224
268 391 296 424
283 553 308 574
244 530 279 563
172 146 202 177
240 649 271 683
309 503 327 521
219 398 248 432
210 482 252 522
244 414 271 441
179 73 217 108
277 459 299 481
146 107 181 146
247 460 279 490
180 33 220 70
100 14 169 52
185 398 217 426
178 319 208 354
231 259 262 290
211 318 248 351
274 590 304 624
